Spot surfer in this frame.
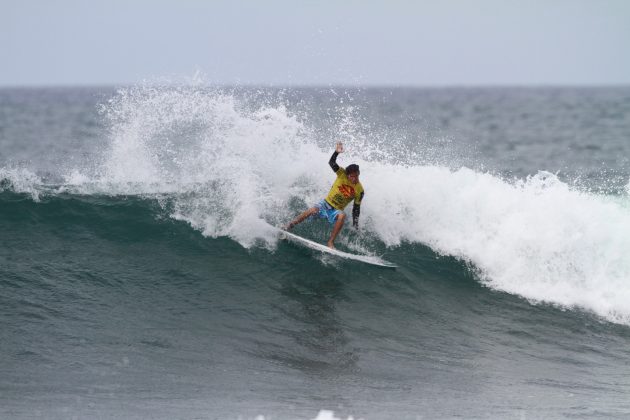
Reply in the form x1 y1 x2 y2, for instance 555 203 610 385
284 142 364 249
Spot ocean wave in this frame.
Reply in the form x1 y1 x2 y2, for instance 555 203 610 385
0 166 43 201
2 84 630 326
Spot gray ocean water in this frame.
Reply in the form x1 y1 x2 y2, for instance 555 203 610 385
1 85 630 419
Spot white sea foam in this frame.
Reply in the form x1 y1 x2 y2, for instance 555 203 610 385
310 410 361 420
4 84 630 325
81 84 340 247
0 166 43 201
364 165 630 325
252 410 360 420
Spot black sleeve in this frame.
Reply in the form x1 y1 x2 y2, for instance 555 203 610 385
352 191 364 228
329 151 340 172
352 204 360 228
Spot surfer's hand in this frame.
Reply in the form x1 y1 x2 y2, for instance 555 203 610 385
336 142 344 153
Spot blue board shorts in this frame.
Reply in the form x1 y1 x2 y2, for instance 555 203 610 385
314 199 342 225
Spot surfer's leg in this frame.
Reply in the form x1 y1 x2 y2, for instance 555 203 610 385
285 207 318 230
327 213 346 249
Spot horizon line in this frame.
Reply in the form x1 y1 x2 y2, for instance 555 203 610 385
2 81 630 90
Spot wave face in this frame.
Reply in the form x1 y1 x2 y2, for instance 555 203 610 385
2 85 630 419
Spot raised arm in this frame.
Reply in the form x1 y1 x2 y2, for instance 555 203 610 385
328 142 343 172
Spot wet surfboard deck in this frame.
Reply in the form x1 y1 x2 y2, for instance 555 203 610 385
278 229 397 269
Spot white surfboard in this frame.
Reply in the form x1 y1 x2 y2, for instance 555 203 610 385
279 229 397 268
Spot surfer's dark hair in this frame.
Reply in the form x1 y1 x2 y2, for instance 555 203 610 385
346 164 360 175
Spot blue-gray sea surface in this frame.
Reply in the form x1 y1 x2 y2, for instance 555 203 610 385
1 86 630 419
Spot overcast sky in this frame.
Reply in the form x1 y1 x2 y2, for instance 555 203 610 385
2 0 629 87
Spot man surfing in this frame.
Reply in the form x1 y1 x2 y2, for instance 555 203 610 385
284 142 364 249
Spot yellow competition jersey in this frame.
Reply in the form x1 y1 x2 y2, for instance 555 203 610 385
325 168 364 210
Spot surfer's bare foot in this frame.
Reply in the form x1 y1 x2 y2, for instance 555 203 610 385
327 241 335 249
